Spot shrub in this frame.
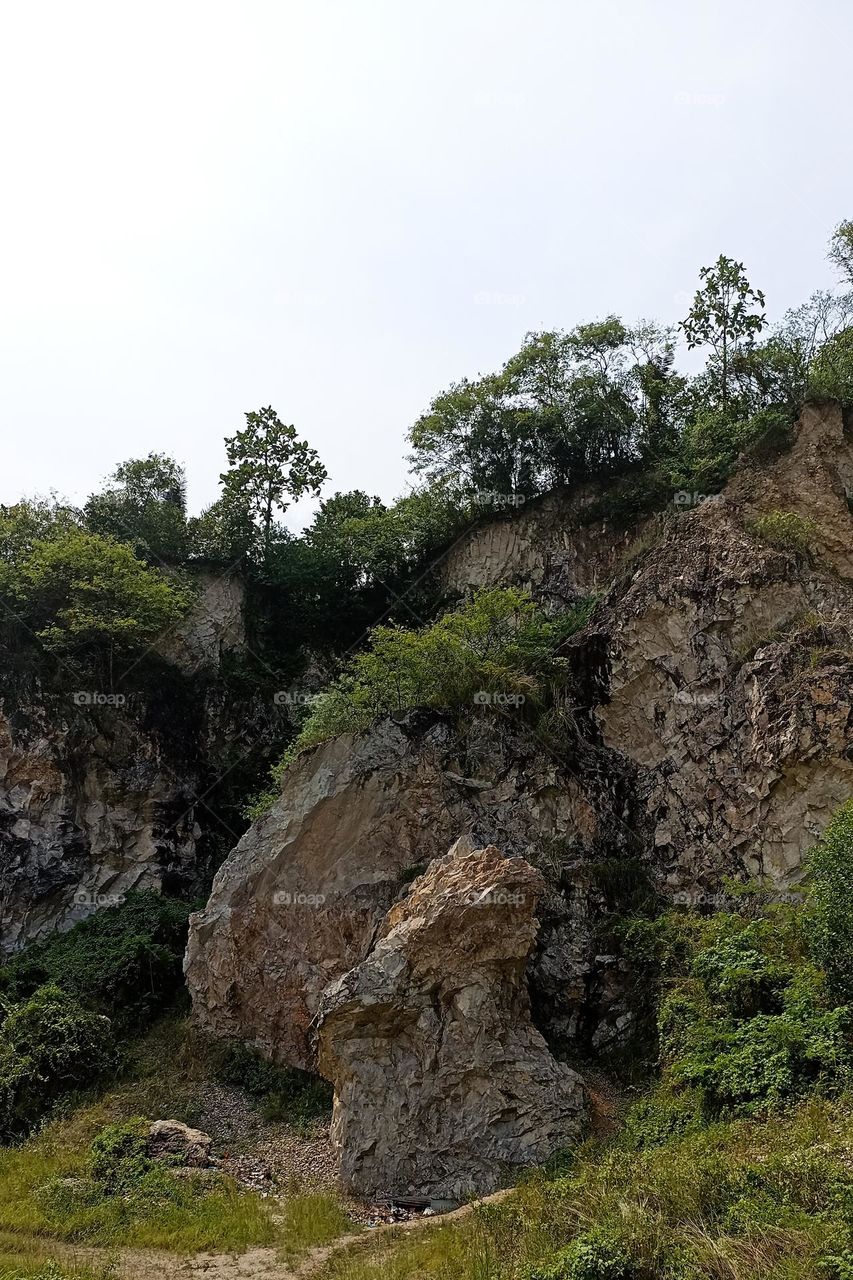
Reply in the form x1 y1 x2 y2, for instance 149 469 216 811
88 1119 153 1193
0 892 194 1032
522 1229 634 1280
0 986 116 1142
806 799 853 1006
655 910 851 1115
2 527 193 661
752 509 819 555
250 588 570 813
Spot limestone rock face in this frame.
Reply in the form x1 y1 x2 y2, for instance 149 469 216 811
441 483 659 607
586 420 853 892
157 570 247 675
316 841 586 1202
0 698 202 951
184 713 635 1069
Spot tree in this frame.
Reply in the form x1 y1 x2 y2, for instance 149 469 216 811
219 408 327 564
681 256 767 415
84 453 188 563
8 528 193 676
828 219 853 285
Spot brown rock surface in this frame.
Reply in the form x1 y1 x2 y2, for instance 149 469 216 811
316 840 586 1202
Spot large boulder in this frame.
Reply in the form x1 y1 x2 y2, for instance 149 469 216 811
316 840 586 1202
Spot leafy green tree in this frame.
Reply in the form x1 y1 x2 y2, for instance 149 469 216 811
828 218 853 284
84 453 188 563
186 493 257 565
219 407 327 564
681 256 767 415
8 528 192 674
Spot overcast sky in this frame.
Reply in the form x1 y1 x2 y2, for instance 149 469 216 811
2 0 851 528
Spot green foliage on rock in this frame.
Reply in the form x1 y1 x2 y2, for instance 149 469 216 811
0 893 194 1033
752 509 819 555
0 524 192 665
257 586 567 787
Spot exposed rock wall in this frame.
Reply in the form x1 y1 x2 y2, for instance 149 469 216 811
186 402 853 1078
0 695 202 949
317 841 586 1202
185 711 641 1069
441 484 658 605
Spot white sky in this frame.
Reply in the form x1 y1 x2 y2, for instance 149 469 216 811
1 0 851 528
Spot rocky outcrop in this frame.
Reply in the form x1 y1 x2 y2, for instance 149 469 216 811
186 403 853 1080
583 405 853 892
441 484 658 607
147 1119 213 1167
0 695 202 950
316 840 586 1202
158 570 247 675
185 712 639 1069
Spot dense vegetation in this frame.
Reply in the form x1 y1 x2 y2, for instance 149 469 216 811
2 226 853 694
0 894 193 1142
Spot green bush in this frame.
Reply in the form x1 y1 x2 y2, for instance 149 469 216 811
249 587 572 815
0 892 194 1032
522 1229 634 1280
88 1119 153 1193
0 986 116 1142
653 910 851 1116
752 509 819 555
807 799 853 1006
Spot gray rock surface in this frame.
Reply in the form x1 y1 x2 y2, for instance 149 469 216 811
316 840 586 1201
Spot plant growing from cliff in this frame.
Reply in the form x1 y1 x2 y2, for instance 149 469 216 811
751 509 819 557
219 407 327 565
248 588 571 815
680 255 767 416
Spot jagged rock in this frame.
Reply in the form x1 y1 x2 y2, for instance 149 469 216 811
586 431 853 891
0 698 202 950
441 482 660 607
157 570 247 675
185 711 637 1069
147 1119 213 1166
316 840 586 1202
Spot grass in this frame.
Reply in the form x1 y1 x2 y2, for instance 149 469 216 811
0 1016 356 1263
312 1097 853 1280
277 1190 358 1264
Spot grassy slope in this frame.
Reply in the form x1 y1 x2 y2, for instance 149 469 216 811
0 1018 355 1277
313 1097 852 1280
